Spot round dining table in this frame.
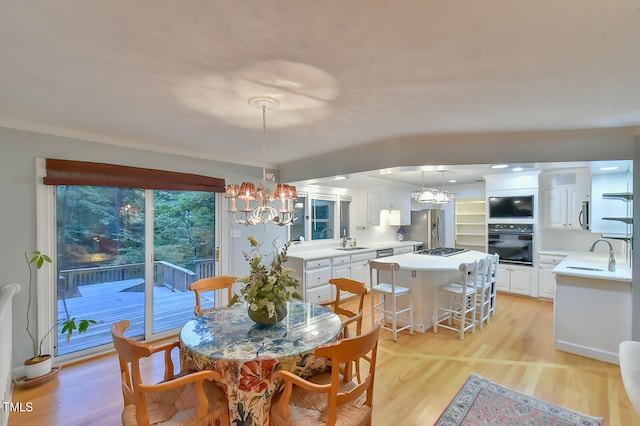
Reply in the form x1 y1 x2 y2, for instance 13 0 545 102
179 300 343 426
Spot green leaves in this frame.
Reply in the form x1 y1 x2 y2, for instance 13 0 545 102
235 235 301 318
61 318 98 343
29 250 52 270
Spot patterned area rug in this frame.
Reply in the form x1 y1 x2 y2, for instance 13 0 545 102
436 373 603 425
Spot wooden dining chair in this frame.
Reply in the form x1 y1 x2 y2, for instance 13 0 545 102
111 320 229 426
321 278 367 338
188 275 237 315
270 323 380 426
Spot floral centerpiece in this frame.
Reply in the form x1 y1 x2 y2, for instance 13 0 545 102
232 235 302 325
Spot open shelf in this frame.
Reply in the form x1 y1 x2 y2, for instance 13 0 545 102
602 192 633 201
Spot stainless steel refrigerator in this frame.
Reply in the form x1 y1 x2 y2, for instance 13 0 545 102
405 209 445 249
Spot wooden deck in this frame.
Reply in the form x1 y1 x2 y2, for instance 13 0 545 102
56 279 213 355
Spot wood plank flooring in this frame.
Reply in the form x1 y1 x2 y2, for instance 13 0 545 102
9 293 640 425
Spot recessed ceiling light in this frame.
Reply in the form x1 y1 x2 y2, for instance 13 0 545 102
599 166 619 171
491 164 509 169
334 175 347 180
512 167 523 172
448 179 457 183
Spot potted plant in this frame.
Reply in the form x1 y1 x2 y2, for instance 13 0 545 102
23 250 96 380
231 236 301 325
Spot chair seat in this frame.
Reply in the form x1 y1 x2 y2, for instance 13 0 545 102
271 373 371 426
122 380 229 426
371 282 411 296
438 282 476 297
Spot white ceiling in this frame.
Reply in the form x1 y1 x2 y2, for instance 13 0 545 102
1 1 639 185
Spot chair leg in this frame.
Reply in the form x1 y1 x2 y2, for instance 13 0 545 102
392 294 398 342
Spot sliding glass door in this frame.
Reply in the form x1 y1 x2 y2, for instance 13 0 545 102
54 186 216 356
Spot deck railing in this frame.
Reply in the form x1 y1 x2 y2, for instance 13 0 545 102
1 283 20 426
58 258 216 295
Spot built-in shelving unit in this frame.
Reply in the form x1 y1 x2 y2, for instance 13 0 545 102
601 192 633 243
454 198 487 251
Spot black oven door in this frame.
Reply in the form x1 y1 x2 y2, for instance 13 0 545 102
488 232 533 266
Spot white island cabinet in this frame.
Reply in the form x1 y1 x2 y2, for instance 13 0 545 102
553 253 632 364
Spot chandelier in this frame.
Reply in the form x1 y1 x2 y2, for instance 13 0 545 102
225 97 297 226
411 170 455 205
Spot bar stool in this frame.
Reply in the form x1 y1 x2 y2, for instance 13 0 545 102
369 260 414 342
488 254 499 316
473 257 492 330
433 261 478 340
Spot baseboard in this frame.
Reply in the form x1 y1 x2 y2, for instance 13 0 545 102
556 340 619 365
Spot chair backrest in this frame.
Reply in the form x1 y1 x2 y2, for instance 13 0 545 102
315 323 381 426
488 253 499 283
369 261 400 291
620 340 640 413
327 278 367 337
111 319 162 425
476 257 491 290
189 275 237 315
459 261 478 292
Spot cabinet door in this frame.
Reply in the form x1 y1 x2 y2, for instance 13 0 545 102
332 264 351 279
538 266 556 299
509 267 531 295
543 188 567 228
496 265 510 292
367 192 381 226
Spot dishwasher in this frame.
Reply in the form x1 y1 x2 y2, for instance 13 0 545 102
376 248 394 258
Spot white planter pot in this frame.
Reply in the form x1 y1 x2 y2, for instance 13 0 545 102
24 355 52 379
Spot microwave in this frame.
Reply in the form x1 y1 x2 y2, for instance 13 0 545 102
488 195 534 219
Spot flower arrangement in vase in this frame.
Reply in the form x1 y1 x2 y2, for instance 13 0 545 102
232 235 301 325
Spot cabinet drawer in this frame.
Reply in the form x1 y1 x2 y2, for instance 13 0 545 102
305 267 331 289
331 256 351 266
351 252 376 263
538 255 566 266
306 285 333 304
305 258 331 270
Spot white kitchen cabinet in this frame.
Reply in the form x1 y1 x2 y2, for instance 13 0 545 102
350 251 377 289
454 198 487 251
541 169 590 230
355 191 381 226
496 264 532 296
538 254 566 299
288 257 332 303
332 255 351 279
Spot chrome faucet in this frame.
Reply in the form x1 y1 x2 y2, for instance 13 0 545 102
342 229 349 248
589 239 616 272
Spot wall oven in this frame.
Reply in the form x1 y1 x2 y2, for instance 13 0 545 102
487 224 534 266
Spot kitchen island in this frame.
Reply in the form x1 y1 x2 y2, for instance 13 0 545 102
553 252 632 364
373 249 489 333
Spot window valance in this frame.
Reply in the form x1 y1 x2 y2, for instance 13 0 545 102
43 158 226 192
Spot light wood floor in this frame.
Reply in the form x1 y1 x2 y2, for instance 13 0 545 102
9 293 640 425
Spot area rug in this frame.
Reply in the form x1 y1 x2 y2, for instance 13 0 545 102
436 373 603 425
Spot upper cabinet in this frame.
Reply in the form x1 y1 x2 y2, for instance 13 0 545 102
540 169 590 230
354 191 381 226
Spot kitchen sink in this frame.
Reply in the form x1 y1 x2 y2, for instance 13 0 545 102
566 266 604 272
335 247 368 251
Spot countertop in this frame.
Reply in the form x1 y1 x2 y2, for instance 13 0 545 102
551 251 632 283
287 240 421 261
372 250 489 272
